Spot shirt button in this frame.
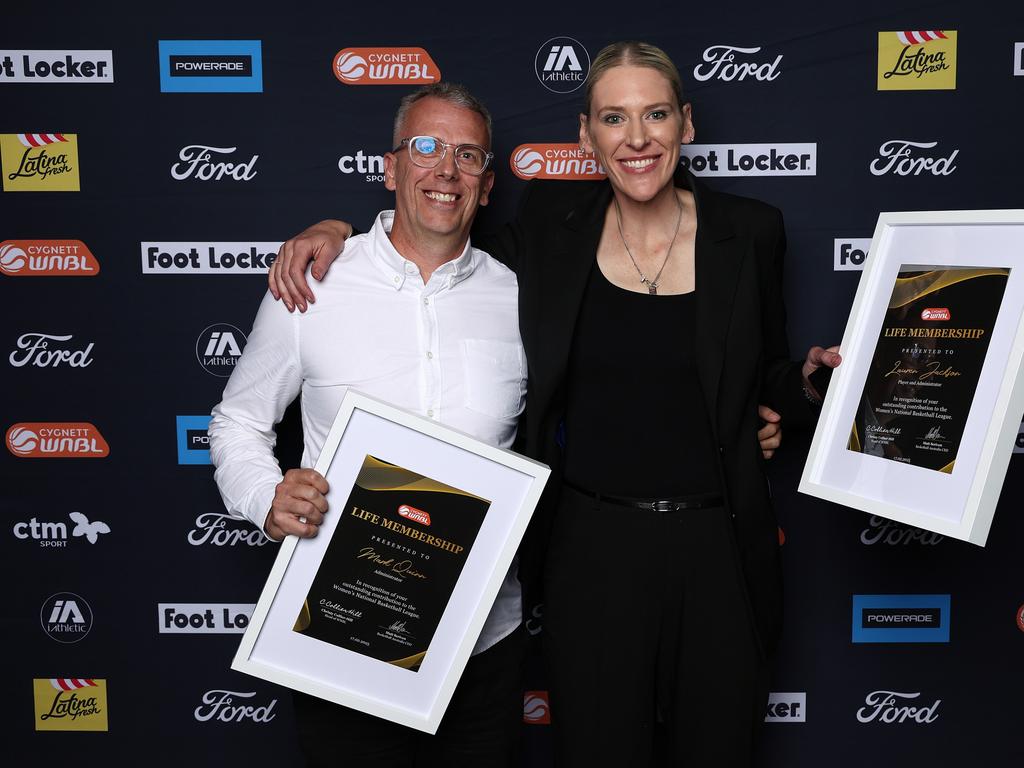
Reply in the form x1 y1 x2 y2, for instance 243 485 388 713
423 298 429 306
427 409 434 418
393 276 400 284
426 351 433 359
405 263 418 274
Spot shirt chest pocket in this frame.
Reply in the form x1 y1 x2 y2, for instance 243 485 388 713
461 339 527 420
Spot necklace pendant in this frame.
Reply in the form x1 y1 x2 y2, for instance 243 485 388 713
648 284 658 295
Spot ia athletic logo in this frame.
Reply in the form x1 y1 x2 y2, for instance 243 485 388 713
535 37 590 93
196 323 247 377
40 592 93 643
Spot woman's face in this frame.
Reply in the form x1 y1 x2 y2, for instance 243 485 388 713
580 64 694 203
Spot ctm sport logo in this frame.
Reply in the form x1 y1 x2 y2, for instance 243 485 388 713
878 30 957 90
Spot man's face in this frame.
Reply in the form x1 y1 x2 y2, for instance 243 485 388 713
384 97 494 247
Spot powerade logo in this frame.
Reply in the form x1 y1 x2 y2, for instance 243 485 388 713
159 40 262 92
177 415 211 465
852 594 950 643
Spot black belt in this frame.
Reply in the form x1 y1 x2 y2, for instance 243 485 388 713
563 480 723 512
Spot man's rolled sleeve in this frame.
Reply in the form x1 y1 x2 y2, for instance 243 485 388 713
209 290 303 534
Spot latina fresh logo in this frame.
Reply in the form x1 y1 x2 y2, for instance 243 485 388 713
878 30 957 90
1 133 80 191
34 678 108 731
333 48 440 85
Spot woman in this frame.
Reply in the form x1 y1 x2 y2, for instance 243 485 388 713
270 42 838 766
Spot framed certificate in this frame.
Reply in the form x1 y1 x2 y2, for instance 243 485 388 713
232 390 550 732
800 210 1024 545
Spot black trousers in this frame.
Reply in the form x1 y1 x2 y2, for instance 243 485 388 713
543 486 769 767
293 624 525 768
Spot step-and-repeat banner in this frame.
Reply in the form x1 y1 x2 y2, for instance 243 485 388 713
4 3 1024 765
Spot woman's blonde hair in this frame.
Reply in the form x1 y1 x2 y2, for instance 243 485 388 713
582 41 685 117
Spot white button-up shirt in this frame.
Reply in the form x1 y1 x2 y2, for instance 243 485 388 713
209 211 527 654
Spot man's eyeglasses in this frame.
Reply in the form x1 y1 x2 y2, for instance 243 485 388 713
393 135 494 176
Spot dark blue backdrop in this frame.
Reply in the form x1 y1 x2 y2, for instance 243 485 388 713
4 2 1024 765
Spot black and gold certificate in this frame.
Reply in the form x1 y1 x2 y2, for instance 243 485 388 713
849 266 1009 473
294 455 489 671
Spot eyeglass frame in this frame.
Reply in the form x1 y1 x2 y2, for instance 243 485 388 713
392 135 495 176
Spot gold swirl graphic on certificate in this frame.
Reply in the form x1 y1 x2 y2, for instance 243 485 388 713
294 455 489 670
849 266 1009 472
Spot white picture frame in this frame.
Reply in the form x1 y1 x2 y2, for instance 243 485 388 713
232 390 550 732
800 210 1024 546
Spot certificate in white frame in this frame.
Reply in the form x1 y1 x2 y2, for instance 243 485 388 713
800 210 1024 545
232 390 550 732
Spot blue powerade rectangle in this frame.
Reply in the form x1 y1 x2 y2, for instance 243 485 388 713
852 594 950 643
159 40 262 92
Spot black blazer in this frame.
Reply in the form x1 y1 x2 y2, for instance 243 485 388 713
479 167 818 658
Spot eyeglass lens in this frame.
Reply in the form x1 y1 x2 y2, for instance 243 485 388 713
409 136 488 174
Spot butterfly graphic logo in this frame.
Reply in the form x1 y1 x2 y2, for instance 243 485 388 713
69 512 110 544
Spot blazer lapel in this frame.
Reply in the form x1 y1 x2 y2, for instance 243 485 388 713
538 182 610 401
689 171 742 436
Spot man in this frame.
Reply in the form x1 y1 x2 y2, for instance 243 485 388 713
209 82 526 767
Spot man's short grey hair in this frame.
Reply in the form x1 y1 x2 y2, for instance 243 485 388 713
392 82 493 149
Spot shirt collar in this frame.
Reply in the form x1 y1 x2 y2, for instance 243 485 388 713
371 210 478 291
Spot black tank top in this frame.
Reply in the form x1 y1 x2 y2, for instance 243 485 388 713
563 264 721 497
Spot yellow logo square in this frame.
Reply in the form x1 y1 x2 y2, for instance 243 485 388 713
1 133 80 191
877 30 957 90
33 678 108 731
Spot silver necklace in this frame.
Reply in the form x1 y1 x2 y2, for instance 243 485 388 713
613 193 683 295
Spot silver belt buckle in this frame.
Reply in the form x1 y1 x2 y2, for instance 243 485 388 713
650 500 678 513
